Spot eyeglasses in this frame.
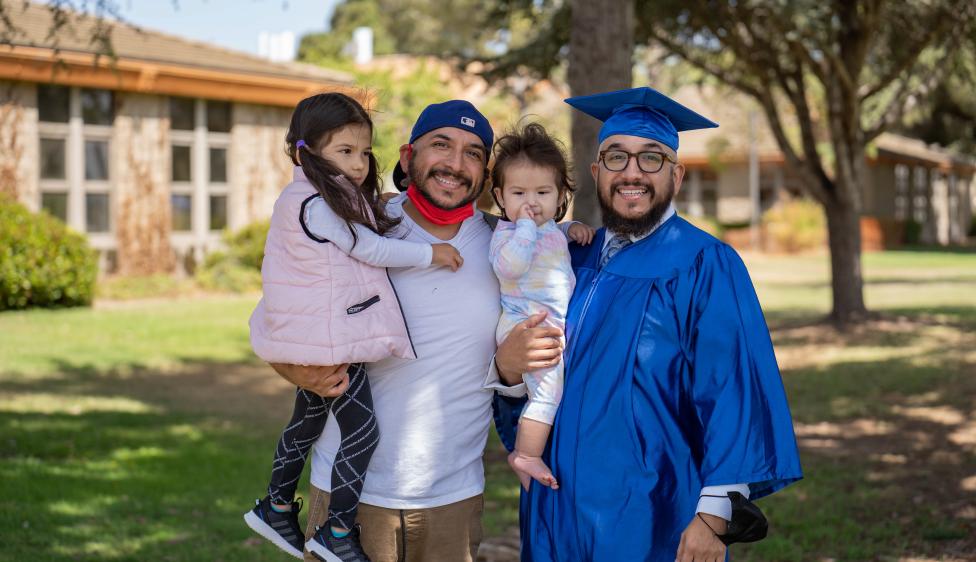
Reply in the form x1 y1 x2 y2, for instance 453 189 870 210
599 150 676 173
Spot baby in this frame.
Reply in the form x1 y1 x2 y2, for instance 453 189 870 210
489 122 594 490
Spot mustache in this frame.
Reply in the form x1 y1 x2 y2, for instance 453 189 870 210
425 167 473 189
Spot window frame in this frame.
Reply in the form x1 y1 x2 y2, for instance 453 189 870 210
36 86 116 237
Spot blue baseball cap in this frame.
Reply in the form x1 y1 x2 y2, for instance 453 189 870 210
565 87 718 151
409 100 494 153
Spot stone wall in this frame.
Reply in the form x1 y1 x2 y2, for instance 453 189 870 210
112 93 174 275
0 81 38 207
229 103 292 230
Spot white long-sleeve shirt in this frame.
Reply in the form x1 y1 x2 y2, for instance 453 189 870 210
304 196 432 268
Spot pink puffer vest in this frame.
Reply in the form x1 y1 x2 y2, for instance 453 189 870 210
249 168 416 366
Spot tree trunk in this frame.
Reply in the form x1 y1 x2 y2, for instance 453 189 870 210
823 191 868 327
567 0 635 225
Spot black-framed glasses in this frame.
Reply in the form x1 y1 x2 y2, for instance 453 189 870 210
599 150 676 173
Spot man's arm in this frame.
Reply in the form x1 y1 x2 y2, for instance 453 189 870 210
269 363 351 397
677 513 727 562
675 483 750 562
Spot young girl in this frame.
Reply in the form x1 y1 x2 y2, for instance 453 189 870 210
489 122 594 491
245 93 462 562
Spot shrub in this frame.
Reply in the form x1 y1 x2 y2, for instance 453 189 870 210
224 219 270 271
195 252 262 293
0 196 98 310
194 220 268 293
904 220 923 245
762 198 826 253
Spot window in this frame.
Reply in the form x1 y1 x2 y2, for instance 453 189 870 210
894 164 910 220
209 195 228 230
209 147 227 183
41 192 68 222
170 97 195 131
38 86 115 239
912 167 928 223
206 100 232 132
172 145 192 182
169 98 233 235
38 85 70 123
84 140 110 181
172 194 193 231
40 138 66 179
85 193 111 232
81 89 114 125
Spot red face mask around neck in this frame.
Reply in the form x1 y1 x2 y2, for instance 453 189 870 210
406 183 474 226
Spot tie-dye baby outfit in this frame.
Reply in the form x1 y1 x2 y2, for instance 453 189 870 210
490 218 576 424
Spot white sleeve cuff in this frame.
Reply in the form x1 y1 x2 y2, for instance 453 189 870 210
482 355 527 397
696 483 751 521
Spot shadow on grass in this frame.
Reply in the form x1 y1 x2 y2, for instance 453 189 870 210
0 360 305 561
764 305 976 332
893 245 976 255
4 304 974 560
1 358 293 423
734 342 976 561
760 276 976 290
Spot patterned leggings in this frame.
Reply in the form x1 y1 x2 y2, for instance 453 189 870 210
266 363 379 530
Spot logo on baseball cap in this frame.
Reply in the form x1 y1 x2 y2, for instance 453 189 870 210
409 100 493 151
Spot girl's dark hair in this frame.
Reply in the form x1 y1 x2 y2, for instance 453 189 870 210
490 122 575 221
286 93 399 247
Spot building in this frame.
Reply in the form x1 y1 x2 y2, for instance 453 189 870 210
0 3 359 274
671 86 975 248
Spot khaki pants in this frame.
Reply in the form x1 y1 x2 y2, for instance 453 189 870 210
303 484 484 562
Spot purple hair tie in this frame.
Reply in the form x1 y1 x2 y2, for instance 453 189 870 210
296 139 307 149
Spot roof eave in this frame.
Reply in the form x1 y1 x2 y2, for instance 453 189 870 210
0 44 364 108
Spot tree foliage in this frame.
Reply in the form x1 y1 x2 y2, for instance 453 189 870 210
900 49 976 156
639 1 976 324
467 0 976 325
299 0 508 64
1 0 123 60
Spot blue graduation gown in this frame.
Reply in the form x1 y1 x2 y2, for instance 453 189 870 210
520 215 802 562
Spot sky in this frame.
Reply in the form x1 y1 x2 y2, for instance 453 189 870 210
46 0 342 56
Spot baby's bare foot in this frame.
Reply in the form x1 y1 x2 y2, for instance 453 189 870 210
508 451 559 490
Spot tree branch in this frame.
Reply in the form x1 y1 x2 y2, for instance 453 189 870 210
754 87 831 204
645 28 763 99
858 3 965 102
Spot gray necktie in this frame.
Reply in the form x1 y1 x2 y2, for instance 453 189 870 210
600 235 632 268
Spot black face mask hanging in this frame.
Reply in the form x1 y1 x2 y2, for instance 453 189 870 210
698 491 769 546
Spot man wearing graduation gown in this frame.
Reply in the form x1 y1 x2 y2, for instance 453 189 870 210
491 87 803 562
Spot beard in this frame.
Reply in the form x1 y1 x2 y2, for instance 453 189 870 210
407 157 483 211
598 176 676 237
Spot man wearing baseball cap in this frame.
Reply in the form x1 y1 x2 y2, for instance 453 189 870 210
272 100 502 562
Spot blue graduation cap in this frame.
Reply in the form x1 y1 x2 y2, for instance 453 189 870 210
565 87 718 151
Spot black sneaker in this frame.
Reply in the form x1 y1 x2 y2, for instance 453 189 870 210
305 524 371 562
243 496 305 560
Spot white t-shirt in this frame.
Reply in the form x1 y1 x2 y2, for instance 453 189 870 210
309 193 502 509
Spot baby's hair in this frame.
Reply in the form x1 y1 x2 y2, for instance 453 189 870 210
285 92 399 246
490 121 575 221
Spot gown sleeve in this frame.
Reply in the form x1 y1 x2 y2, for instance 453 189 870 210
685 243 802 499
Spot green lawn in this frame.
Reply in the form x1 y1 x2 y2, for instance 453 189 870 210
2 249 974 561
